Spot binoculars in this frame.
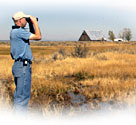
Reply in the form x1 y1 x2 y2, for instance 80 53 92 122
25 17 38 23
25 17 39 33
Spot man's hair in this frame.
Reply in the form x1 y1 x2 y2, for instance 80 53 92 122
12 17 18 23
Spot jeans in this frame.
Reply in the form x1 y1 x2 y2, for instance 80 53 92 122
12 61 31 114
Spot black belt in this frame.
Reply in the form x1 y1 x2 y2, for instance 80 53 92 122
15 58 32 64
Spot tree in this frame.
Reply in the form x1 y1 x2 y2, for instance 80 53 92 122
123 28 132 41
118 32 125 40
108 31 115 41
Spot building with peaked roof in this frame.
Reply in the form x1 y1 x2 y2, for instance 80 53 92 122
78 30 106 41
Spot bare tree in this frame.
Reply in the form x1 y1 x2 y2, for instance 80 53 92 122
108 31 116 41
118 32 125 40
123 28 132 41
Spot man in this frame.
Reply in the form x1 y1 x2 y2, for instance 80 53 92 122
10 12 41 113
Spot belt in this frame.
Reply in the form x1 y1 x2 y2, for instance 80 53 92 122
15 58 32 64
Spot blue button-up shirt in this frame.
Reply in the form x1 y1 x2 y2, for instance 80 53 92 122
10 27 33 61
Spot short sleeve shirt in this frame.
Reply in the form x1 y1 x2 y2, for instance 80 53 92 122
10 27 33 61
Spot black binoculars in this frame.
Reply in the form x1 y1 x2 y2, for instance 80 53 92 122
25 17 38 23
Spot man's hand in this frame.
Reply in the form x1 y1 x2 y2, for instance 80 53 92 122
30 16 38 24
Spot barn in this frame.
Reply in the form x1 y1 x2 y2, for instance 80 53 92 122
78 30 106 41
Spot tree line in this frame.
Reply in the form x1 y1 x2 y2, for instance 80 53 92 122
108 28 132 41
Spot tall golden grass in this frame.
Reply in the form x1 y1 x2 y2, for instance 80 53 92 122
0 41 136 116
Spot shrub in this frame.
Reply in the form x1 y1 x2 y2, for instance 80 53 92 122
72 43 89 58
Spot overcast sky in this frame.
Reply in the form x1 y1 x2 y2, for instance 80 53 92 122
0 0 136 41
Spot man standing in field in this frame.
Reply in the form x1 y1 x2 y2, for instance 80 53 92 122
10 12 41 114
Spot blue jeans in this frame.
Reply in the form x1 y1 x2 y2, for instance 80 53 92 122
12 61 31 113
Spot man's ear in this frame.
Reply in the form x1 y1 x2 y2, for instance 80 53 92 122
15 20 21 26
18 19 22 23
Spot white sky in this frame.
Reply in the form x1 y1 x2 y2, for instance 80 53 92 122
1 0 136 7
0 0 136 41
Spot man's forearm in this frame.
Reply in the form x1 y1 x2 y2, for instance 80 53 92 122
33 21 41 39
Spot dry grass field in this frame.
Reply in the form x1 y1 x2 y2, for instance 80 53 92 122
0 41 136 116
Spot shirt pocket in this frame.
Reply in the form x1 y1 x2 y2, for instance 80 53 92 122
12 62 23 77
